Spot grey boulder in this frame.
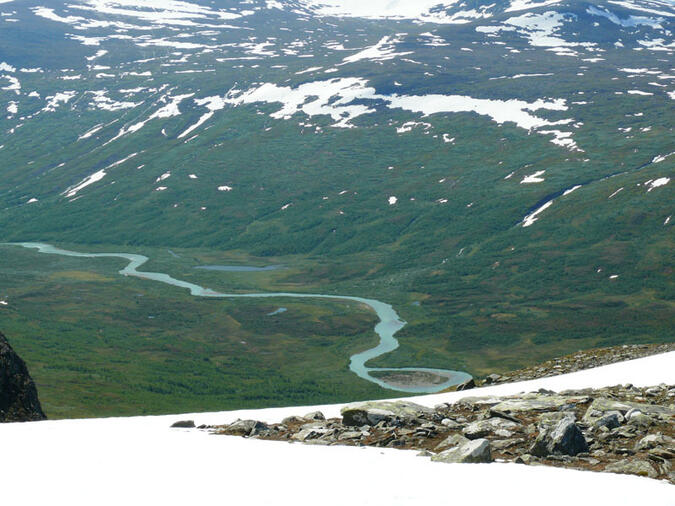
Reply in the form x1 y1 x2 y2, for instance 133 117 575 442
432 439 493 464
530 418 588 457
341 401 434 426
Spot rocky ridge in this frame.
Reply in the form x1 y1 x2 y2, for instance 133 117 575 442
460 343 675 390
0 331 46 423
207 384 674 484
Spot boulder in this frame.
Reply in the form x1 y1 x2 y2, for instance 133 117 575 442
303 411 325 421
592 411 623 430
530 418 588 457
583 398 674 424
340 401 434 426
170 420 195 428
225 419 269 436
492 394 590 414
440 418 462 429
462 417 519 439
0 331 46 422
434 433 470 452
605 459 658 479
635 433 673 451
455 378 476 391
431 439 492 464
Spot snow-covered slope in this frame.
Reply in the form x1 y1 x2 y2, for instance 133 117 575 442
1 351 673 505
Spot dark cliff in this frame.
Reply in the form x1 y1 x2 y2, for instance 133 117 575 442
0 332 46 422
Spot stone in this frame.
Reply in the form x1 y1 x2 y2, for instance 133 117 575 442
462 417 519 439
225 419 269 436
303 411 325 421
583 398 674 424
340 401 434 426
440 418 462 429
530 418 589 457
455 378 476 391
291 426 334 442
593 411 623 430
434 433 470 452
483 374 502 385
634 434 673 451
627 414 654 428
431 439 492 464
605 459 658 479
492 394 590 414
0 331 46 423
170 420 195 428
281 415 306 425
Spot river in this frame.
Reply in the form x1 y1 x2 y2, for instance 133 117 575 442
10 242 471 393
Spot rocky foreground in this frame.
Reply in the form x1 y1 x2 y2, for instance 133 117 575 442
202 384 674 484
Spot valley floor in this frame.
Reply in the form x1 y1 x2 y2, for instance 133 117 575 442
1 351 673 505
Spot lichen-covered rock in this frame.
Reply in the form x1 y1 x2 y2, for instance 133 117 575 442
0 331 46 423
592 411 623 430
634 433 673 451
434 433 470 452
303 411 325 421
224 419 268 436
492 394 590 414
431 439 492 464
462 417 519 439
530 418 588 457
340 401 434 426
605 459 658 479
583 398 674 424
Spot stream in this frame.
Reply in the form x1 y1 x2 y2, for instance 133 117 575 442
10 242 471 394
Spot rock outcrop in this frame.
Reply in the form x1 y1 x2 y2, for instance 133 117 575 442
0 332 46 422
212 383 675 483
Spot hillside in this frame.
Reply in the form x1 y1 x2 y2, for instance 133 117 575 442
0 0 672 415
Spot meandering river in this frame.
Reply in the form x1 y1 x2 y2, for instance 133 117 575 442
11 242 471 393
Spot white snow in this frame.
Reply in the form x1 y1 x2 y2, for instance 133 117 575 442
652 152 674 163
296 0 496 24
388 196 398 205
563 185 582 196
520 170 546 183
587 6 664 29
1 352 673 505
62 169 107 198
78 123 105 140
342 36 412 63
608 187 624 199
201 78 577 148
218 185 233 191
522 200 553 226
43 91 77 112
646 177 670 191
627 90 654 96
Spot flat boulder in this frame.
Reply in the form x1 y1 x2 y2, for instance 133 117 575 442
462 417 520 440
224 419 269 436
434 434 470 452
431 439 493 464
583 398 674 424
340 401 434 426
492 394 590 414
605 459 658 479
